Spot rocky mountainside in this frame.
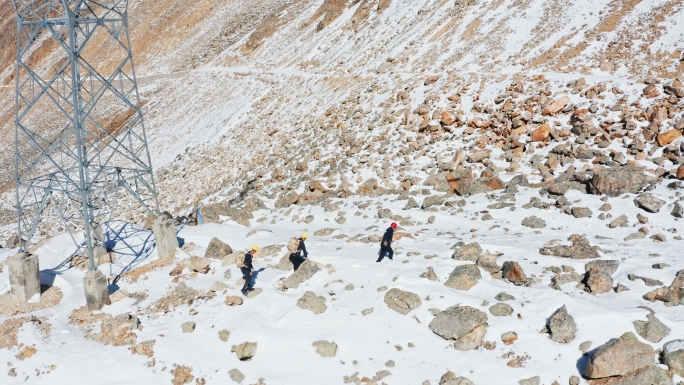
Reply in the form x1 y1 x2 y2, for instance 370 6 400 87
0 1 683 384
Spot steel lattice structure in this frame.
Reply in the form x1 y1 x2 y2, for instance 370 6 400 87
12 0 159 270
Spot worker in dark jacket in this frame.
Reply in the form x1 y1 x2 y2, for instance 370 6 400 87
377 222 397 262
241 246 258 294
289 233 308 271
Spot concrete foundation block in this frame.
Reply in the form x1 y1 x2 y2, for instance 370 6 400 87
7 253 41 303
83 270 110 311
152 216 178 259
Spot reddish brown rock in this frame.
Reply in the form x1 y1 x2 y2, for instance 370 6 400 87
502 261 527 286
657 129 682 146
531 124 551 142
441 110 457 126
677 164 684 180
543 96 570 115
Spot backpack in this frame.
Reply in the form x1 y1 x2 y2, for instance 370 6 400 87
235 253 246 268
287 237 300 254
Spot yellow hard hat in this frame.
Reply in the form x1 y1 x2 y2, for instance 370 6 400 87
301 233 308 239
252 245 259 252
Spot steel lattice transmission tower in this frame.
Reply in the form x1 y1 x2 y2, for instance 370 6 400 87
12 0 161 271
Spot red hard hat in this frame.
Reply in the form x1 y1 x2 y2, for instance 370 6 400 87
391 222 397 228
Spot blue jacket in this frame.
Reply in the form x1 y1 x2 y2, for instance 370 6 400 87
382 227 394 246
243 253 253 270
298 238 308 258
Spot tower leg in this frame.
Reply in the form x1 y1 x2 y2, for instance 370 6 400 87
7 253 41 303
152 216 178 259
83 270 110 311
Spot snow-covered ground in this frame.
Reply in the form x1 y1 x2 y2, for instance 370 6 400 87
1 182 682 384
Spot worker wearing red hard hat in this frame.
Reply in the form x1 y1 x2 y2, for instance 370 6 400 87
377 222 397 262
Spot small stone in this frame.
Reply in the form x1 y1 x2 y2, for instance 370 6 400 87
633 312 671 343
547 305 576 343
219 330 230 342
228 368 245 383
522 216 546 228
489 303 514 316
502 261 527 286
635 195 666 213
231 342 257 361
385 360 395 367
384 288 422 315
181 322 196 333
361 308 374 316
519 376 540 385
297 291 327 314
579 341 592 355
312 340 337 357
495 292 515 301
608 214 628 228
444 264 481 290
502 331 518 345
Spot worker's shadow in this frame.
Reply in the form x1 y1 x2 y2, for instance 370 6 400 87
250 268 266 287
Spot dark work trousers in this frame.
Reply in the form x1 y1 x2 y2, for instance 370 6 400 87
241 267 252 291
289 253 304 271
377 245 394 262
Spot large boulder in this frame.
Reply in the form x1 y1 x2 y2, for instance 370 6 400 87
643 269 684 306
429 306 488 351
444 264 481 290
584 260 619 294
547 305 576 343
383 288 421 315
297 291 327 314
502 261 527 286
281 259 320 290
633 311 670 343
452 242 482 262
663 339 684 377
635 195 666 213
539 235 600 259
204 237 232 259
586 366 672 385
588 165 646 197
583 332 654 379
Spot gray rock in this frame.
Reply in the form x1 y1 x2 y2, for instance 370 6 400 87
635 195 666 213
583 332 654 378
672 202 684 218
219 329 230 342
519 377 540 385
361 308 374 316
403 197 420 210
246 287 263 298
384 288 421 315
552 272 583 290
580 341 593 355
502 261 527 286
452 242 483 262
608 214 629 228
624 232 646 241
633 312 670 343
489 303 514 316
205 237 233 259
586 260 620 275
281 259 320 289
547 305 576 343
476 253 501 274
585 365 673 385
428 306 488 351
181 321 196 333
444 264 481 290
588 165 646 197
643 269 684 306
422 194 448 209
539 235 600 259
663 339 684 377
571 207 593 218
228 368 245 383
439 371 475 385
420 266 438 281
297 291 327 314
495 292 515 301
312 340 337 357
522 216 546 228
313 228 336 236
232 342 257 361
378 208 392 218
210 281 229 292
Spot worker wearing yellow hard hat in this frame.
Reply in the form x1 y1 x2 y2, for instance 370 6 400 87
240 245 258 295
288 233 309 271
